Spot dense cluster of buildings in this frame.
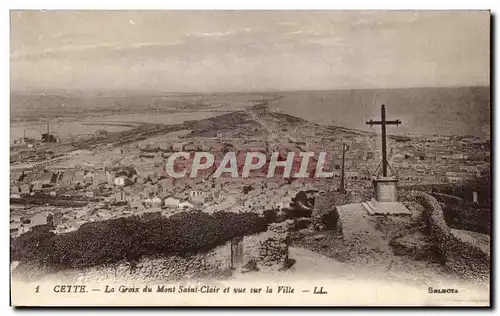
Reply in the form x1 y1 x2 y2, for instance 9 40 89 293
301 133 489 190
10 126 489 240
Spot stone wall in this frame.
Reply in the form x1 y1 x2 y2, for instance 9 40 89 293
410 191 490 281
312 193 341 231
257 223 290 269
14 245 233 283
312 193 336 218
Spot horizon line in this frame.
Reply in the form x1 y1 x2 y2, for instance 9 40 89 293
10 84 490 96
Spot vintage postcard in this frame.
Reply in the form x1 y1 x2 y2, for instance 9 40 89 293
10 10 491 307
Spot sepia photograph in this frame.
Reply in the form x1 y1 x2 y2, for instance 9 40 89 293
9 9 491 307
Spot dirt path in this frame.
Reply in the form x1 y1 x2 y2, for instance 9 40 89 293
232 247 489 296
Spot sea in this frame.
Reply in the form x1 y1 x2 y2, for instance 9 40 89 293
267 86 490 138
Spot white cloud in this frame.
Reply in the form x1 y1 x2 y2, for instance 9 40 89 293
11 43 119 59
284 30 303 35
187 31 235 37
121 41 181 49
11 41 181 60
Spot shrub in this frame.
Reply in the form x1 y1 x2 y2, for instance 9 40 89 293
321 210 339 231
11 211 267 271
290 191 315 209
295 217 312 230
262 209 276 223
242 186 254 194
11 224 55 263
281 207 311 220
441 204 490 235
401 175 490 204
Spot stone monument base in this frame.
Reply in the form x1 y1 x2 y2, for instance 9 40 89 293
361 198 411 216
372 176 399 202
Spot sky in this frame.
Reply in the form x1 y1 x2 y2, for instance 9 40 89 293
10 10 490 93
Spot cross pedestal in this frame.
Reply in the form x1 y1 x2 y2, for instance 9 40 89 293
362 177 410 215
372 176 398 203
